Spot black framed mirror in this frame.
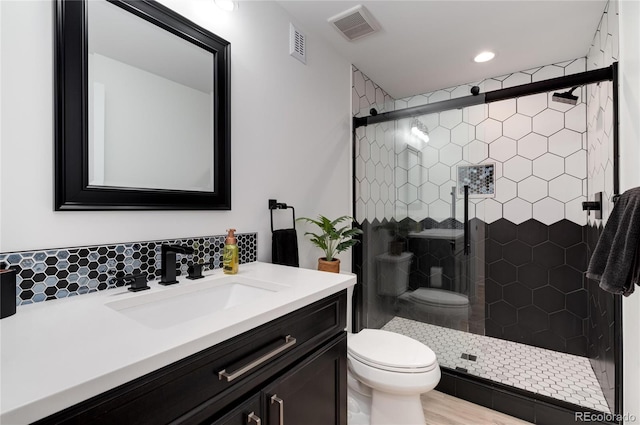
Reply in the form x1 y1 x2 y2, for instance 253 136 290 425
54 0 231 210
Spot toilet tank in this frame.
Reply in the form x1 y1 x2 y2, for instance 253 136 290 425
376 252 413 296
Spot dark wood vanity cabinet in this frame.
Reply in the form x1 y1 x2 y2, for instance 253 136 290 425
36 291 347 425
213 335 346 425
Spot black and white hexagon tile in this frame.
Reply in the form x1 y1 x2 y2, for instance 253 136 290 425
0 233 257 306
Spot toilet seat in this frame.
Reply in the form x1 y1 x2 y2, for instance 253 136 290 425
346 329 441 423
408 288 469 307
347 329 437 373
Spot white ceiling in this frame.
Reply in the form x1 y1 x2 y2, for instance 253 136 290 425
277 1 607 99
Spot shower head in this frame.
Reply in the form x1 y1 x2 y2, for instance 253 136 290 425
552 86 579 105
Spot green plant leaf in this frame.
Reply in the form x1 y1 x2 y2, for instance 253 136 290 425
297 215 361 260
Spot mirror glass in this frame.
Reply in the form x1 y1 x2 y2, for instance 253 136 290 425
55 0 230 210
87 1 214 192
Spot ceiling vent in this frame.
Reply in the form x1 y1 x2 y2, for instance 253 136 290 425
289 23 306 64
328 5 380 42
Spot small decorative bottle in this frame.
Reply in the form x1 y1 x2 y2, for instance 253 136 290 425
223 229 239 274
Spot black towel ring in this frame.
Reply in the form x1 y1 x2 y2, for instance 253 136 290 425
269 199 296 232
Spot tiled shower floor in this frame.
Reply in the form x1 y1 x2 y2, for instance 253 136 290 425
381 316 611 413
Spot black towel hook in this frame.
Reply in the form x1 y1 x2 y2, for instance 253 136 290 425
269 199 296 232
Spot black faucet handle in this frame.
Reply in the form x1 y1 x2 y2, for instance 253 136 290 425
122 273 150 292
187 263 204 280
162 244 195 255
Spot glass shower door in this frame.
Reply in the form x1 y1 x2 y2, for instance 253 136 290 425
393 107 488 332
356 74 615 414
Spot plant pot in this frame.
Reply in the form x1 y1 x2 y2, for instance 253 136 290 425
318 257 340 273
389 240 404 256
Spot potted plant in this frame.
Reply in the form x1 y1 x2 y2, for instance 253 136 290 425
297 215 363 273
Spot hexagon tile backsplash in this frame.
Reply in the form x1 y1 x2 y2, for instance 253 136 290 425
0 233 257 306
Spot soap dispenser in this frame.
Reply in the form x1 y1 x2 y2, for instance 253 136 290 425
223 229 239 274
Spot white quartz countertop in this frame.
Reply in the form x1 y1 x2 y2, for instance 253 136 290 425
0 262 356 424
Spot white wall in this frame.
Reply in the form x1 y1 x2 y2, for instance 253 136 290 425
619 1 640 421
90 53 214 191
0 1 352 271
0 0 3 239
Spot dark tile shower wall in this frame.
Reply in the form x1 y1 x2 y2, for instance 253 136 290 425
403 217 486 333
359 215 592 358
408 237 464 292
358 217 486 333
407 217 473 294
0 233 257 306
485 218 589 356
370 215 591 357
586 222 616 413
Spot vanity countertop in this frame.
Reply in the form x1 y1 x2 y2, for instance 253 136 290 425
0 262 356 424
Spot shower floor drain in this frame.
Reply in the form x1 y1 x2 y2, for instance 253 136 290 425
461 353 478 361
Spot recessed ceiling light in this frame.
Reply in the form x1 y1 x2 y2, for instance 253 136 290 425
215 0 236 12
474 51 495 63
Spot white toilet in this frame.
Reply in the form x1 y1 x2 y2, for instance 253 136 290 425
376 252 414 296
399 287 470 324
376 252 470 329
346 329 441 425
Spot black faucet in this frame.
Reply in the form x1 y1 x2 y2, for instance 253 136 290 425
160 244 195 285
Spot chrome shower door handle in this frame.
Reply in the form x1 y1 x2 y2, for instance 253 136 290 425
270 394 284 425
247 412 261 424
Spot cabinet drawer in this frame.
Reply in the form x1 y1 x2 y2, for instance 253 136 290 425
211 333 347 425
36 290 346 425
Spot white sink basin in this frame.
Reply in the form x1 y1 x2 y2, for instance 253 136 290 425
106 276 288 329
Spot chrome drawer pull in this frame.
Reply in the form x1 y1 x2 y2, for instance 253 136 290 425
271 394 284 425
218 335 297 382
247 412 261 424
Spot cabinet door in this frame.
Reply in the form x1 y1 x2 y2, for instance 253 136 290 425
211 394 262 425
263 333 346 425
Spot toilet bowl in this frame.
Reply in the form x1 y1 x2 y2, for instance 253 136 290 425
376 253 470 329
399 287 470 327
347 329 441 425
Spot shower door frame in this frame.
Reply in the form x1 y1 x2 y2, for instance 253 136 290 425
351 63 623 424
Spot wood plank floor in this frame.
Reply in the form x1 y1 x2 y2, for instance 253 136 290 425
421 391 533 425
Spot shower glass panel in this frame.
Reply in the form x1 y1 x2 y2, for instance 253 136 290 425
391 111 484 336
355 85 613 414
380 109 487 377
